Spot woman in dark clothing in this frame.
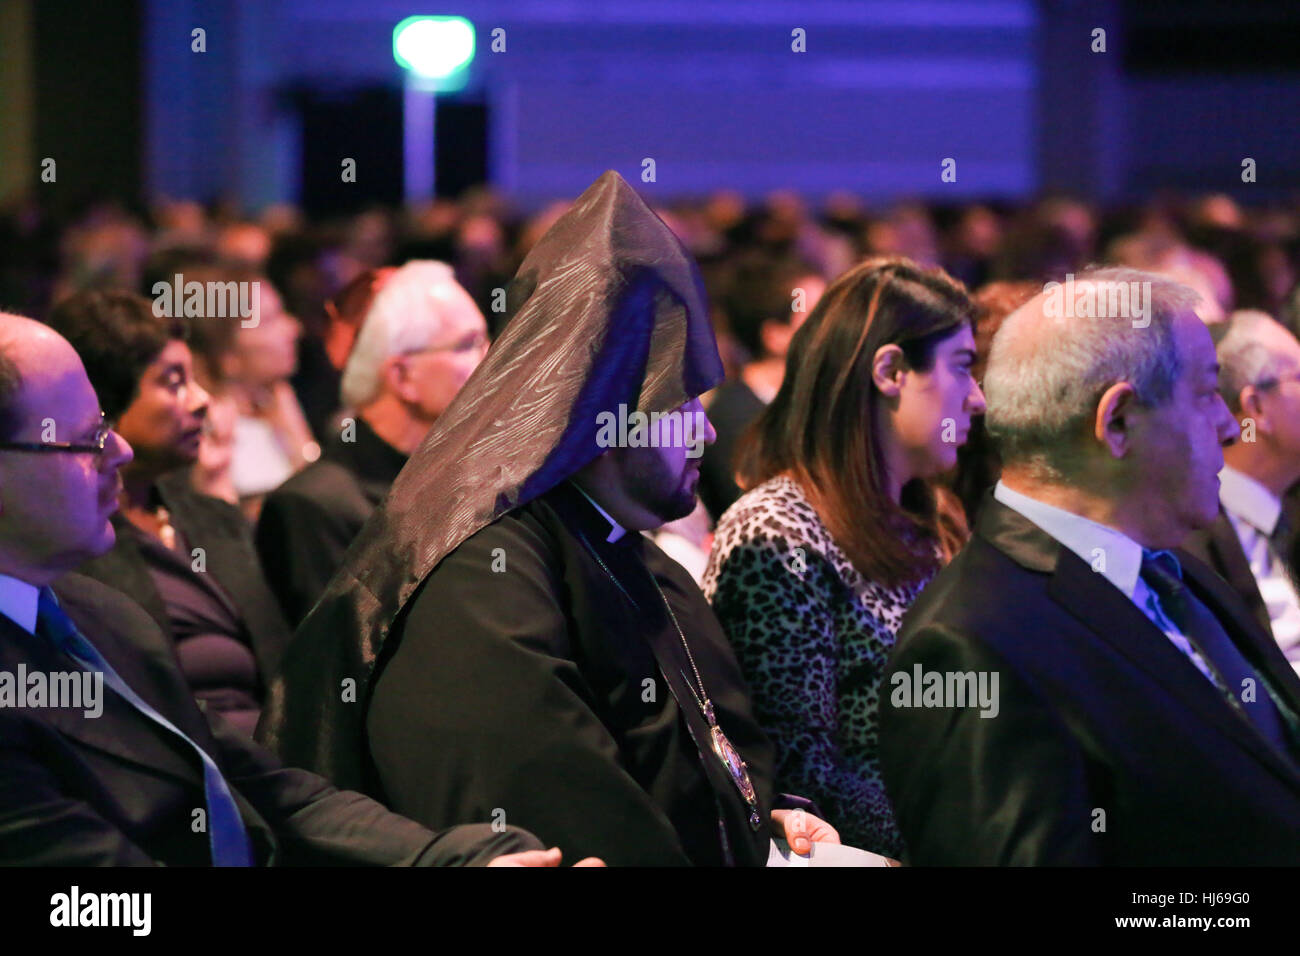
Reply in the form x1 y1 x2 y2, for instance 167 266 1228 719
46 290 294 736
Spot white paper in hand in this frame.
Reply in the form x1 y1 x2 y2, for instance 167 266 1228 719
766 837 893 867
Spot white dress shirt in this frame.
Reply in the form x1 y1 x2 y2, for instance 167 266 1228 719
0 572 40 635
1218 465 1300 677
994 481 1219 685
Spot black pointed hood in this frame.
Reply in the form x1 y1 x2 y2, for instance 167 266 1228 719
259 171 724 785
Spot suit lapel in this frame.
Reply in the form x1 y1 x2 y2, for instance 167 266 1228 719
1177 551 1300 712
65 577 287 862
978 495 1300 789
1205 509 1272 635
0 612 202 787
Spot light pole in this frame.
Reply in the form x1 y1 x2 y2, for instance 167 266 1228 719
393 16 476 203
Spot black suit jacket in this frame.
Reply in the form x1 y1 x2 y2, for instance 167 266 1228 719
255 418 407 626
0 573 538 865
79 469 294 685
1180 508 1273 638
880 495 1300 865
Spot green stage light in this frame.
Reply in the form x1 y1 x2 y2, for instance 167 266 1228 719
393 16 475 82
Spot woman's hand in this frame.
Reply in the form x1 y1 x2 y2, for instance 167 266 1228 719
771 808 840 856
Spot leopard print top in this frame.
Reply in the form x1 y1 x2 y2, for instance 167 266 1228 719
702 474 934 857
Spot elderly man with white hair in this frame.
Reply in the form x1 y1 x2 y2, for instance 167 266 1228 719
256 261 487 625
880 267 1300 865
1182 311 1300 677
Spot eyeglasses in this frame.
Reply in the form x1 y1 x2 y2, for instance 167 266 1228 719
402 331 490 359
1257 372 1300 391
0 417 112 455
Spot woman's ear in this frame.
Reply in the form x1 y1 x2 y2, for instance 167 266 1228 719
872 344 906 397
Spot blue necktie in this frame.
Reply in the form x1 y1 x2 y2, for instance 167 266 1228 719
1140 550 1298 762
37 588 254 866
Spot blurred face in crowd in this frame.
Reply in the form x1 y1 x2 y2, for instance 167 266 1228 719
875 323 986 479
761 273 825 360
1114 311 1239 545
114 340 210 476
1240 324 1300 460
231 283 300 386
0 320 133 584
388 285 489 423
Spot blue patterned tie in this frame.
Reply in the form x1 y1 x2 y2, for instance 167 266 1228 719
37 588 254 866
1140 550 1298 762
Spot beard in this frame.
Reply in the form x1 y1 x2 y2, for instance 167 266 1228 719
617 446 700 525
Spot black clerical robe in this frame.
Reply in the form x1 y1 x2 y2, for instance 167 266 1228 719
363 481 777 866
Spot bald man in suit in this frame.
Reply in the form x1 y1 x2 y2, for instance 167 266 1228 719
0 312 586 867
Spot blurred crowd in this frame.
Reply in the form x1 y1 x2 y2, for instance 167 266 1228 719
4 187 1297 521
7 173 1300 866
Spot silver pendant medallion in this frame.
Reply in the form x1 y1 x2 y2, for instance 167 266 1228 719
710 723 761 829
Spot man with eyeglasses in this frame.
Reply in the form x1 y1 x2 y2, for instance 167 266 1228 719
0 311 593 866
1183 310 1300 678
47 289 296 739
256 261 489 625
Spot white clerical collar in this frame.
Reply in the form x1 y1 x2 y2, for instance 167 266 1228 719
0 573 40 635
994 480 1146 600
569 483 627 543
1218 465 1282 537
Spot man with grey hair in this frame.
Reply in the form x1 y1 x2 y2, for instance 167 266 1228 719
880 267 1300 864
1183 310 1300 677
256 262 488 624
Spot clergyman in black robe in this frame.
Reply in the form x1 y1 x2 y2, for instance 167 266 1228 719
258 171 834 865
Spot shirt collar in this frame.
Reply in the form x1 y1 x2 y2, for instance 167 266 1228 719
568 482 627 543
994 480 1146 599
0 573 40 635
1218 464 1282 537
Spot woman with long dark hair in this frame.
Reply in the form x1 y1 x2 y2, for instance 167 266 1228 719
702 257 986 856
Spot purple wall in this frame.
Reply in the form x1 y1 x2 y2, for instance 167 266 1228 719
141 0 1300 209
144 0 1040 208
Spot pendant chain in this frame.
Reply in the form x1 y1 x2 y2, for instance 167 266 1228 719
576 530 715 725
574 524 764 835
